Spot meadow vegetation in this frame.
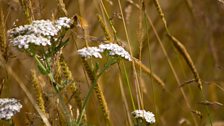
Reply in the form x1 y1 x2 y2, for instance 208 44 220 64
0 0 224 125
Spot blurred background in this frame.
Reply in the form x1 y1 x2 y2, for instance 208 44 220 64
0 0 224 125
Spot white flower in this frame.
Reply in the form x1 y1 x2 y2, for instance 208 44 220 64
7 17 72 49
0 98 22 120
55 17 72 29
99 43 132 61
11 34 51 49
132 110 156 124
30 20 59 36
8 20 59 38
77 47 103 58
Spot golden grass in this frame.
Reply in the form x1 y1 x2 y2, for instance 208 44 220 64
0 0 224 125
31 70 46 114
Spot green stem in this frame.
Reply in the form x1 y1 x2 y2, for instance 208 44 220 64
77 78 98 125
97 58 118 78
77 58 118 125
34 55 48 73
121 61 136 110
35 55 72 125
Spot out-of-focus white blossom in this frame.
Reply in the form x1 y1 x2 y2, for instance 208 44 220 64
99 43 132 61
0 98 22 120
7 17 72 49
132 110 155 124
78 47 103 59
55 17 72 29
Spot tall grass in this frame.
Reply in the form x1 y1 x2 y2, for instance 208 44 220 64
0 0 224 125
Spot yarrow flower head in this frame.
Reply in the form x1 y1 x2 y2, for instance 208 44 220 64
77 43 132 61
8 17 72 49
0 98 22 120
11 34 51 49
55 17 72 29
99 43 132 61
132 110 156 124
77 47 103 59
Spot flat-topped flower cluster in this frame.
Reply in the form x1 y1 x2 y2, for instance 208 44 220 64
77 43 132 61
0 98 22 120
132 110 156 124
8 17 72 49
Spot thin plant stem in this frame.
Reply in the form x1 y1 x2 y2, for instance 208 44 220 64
77 77 97 125
152 0 213 125
80 58 112 125
143 5 160 123
99 0 117 40
117 0 143 109
119 62 136 110
144 6 198 126
152 0 202 90
118 75 133 126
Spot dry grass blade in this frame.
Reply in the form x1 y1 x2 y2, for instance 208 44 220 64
0 7 7 61
145 2 199 125
81 58 111 125
179 79 196 88
117 0 144 109
57 0 68 16
118 75 133 126
152 0 202 90
97 14 112 41
19 0 34 23
168 35 202 90
0 55 51 126
133 57 166 90
58 55 85 120
2 0 223 125
31 70 46 114
99 0 117 40
199 100 223 107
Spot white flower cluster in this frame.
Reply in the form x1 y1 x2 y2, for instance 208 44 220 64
8 17 72 49
132 110 156 124
99 43 132 61
55 17 72 29
0 98 22 120
78 47 103 58
12 34 51 49
77 43 132 61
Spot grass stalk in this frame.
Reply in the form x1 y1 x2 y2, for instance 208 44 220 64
31 70 46 114
152 0 202 90
144 5 198 126
119 62 136 110
152 1 214 125
19 0 34 23
117 0 143 109
0 55 51 126
0 7 7 61
118 75 133 126
58 55 85 121
97 14 112 41
81 58 111 125
99 0 117 40
56 0 68 16
144 6 160 123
